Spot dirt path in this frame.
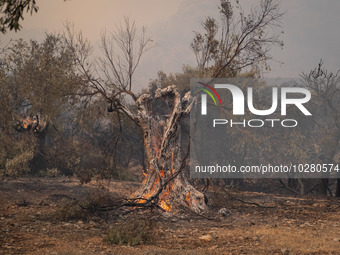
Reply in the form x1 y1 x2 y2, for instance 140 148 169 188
0 178 340 254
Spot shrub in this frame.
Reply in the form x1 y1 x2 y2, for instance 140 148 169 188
53 191 112 221
54 198 89 221
5 151 34 177
104 219 155 246
45 168 62 178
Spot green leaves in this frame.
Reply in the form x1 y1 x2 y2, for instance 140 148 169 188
0 0 39 33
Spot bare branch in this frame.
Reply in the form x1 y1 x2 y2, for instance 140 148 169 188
63 19 155 123
191 0 284 77
98 17 156 99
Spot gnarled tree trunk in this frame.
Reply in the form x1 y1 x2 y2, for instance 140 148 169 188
124 86 207 213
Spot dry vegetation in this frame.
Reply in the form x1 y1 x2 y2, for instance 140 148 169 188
0 177 340 255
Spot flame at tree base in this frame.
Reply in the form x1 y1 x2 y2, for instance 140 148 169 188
135 169 207 213
137 169 174 212
159 200 172 212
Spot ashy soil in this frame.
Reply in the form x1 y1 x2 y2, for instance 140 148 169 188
0 177 340 255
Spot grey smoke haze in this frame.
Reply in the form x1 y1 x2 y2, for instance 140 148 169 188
2 0 340 91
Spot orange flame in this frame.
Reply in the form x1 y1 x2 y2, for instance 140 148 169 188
185 192 191 206
158 180 174 212
138 167 176 212
159 200 172 212
137 175 159 204
141 169 148 184
20 116 39 132
159 170 164 178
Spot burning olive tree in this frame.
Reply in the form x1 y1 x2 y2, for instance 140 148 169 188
64 0 284 213
0 35 78 176
64 19 207 213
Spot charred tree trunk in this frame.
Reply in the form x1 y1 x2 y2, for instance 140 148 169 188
318 178 329 195
335 179 340 197
15 114 49 173
125 86 207 213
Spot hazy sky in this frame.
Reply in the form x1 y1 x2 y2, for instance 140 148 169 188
1 0 340 91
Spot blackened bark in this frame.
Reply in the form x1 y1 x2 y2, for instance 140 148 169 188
130 86 207 213
335 179 340 197
318 178 329 195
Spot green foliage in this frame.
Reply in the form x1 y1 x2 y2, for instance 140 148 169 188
0 0 38 33
5 150 34 177
0 131 38 176
44 168 61 178
6 34 79 119
0 34 144 179
104 219 155 246
0 34 84 177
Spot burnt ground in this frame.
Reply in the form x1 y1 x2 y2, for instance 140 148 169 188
0 177 340 255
